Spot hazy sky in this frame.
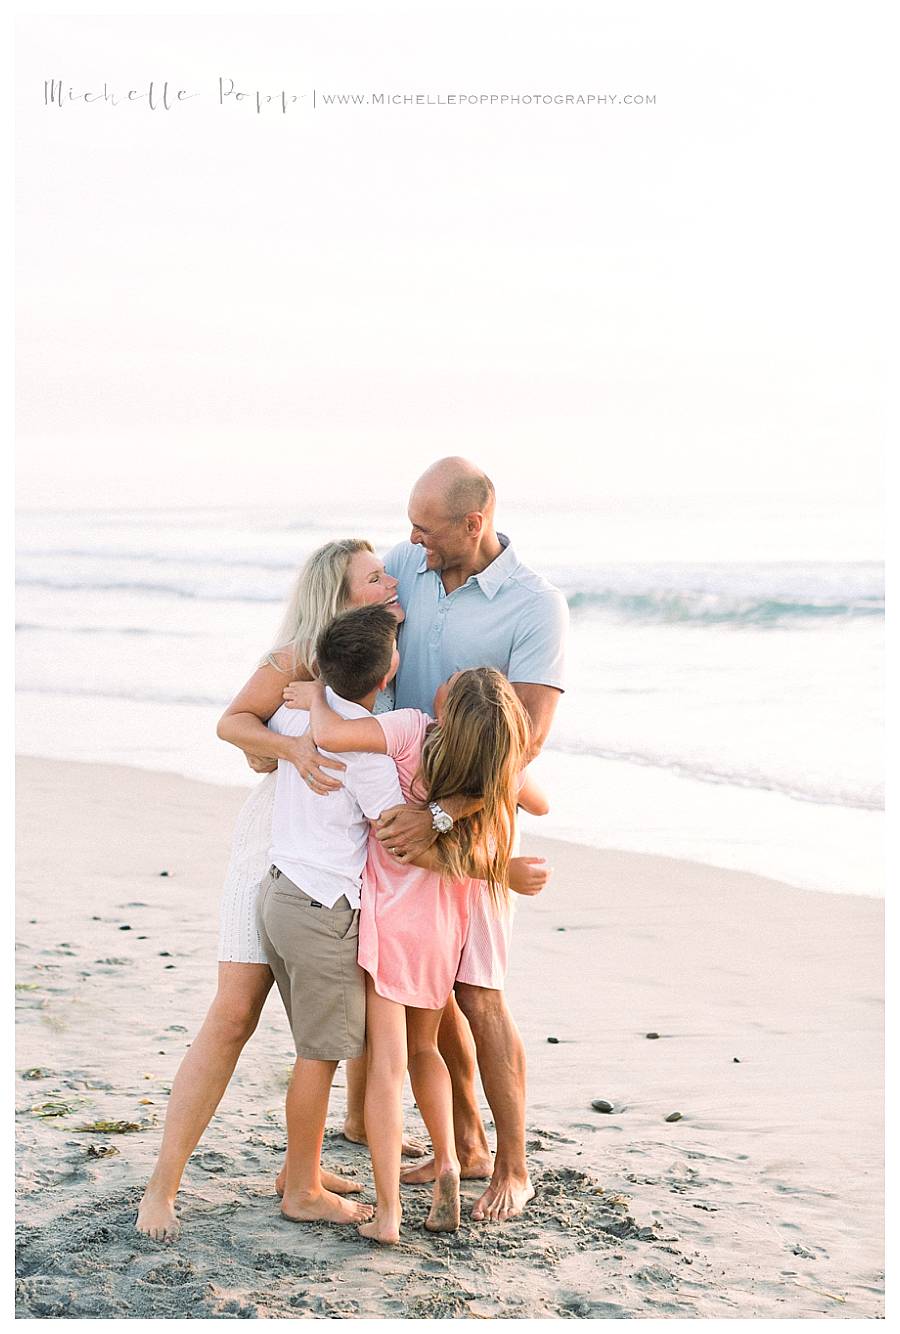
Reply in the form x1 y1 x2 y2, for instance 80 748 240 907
16 4 884 554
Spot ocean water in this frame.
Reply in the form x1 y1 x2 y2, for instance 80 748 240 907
15 506 884 895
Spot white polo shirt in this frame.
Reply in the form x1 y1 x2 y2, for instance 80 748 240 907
267 688 403 908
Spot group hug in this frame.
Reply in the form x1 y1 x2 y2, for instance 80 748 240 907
136 457 569 1244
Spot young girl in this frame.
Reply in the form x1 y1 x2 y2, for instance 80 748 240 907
292 667 550 1243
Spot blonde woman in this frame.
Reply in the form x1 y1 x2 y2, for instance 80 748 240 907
290 667 550 1243
136 539 410 1241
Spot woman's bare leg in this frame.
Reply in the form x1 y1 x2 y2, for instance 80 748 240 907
358 978 407 1244
138 962 359 1239
344 1051 426 1158
136 962 274 1240
406 1007 460 1232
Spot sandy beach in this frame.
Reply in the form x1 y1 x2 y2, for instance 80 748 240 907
15 756 884 1320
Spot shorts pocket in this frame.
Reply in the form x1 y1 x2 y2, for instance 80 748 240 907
272 890 322 910
327 910 360 942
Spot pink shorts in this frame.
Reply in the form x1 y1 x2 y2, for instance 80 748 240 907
455 890 516 991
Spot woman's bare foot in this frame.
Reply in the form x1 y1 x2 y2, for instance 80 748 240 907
136 1186 179 1242
401 1150 492 1186
275 1164 360 1198
471 1172 535 1222
342 1120 426 1158
358 1209 402 1245
281 1187 374 1225
424 1168 461 1232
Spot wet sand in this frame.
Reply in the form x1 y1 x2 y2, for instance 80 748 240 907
15 757 884 1319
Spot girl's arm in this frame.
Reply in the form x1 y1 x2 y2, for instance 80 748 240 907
517 770 550 816
309 681 387 754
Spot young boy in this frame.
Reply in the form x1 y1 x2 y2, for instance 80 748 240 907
257 603 404 1226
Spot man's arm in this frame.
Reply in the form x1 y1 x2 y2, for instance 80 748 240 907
517 769 550 816
511 682 563 763
374 793 483 861
376 685 560 857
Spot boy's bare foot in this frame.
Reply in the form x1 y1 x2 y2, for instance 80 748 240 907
275 1164 360 1198
358 1211 402 1245
342 1120 426 1158
472 1172 535 1222
424 1168 461 1232
281 1187 374 1225
401 1150 492 1185
136 1187 179 1242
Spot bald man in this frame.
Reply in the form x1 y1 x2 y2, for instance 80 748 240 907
246 458 568 1220
371 458 569 1222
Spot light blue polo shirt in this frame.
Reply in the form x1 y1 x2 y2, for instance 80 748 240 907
383 535 569 715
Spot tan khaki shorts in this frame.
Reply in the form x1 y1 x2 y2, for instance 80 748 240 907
256 867 365 1061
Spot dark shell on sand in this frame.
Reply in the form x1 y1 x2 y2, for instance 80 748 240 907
591 1099 614 1113
645 1032 660 1040
665 1111 683 1122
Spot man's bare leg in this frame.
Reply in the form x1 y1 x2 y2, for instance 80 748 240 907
401 992 492 1185
454 983 534 1222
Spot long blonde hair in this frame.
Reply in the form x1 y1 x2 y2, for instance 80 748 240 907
263 539 375 674
415 668 531 905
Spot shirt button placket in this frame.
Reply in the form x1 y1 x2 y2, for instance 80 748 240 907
430 595 451 647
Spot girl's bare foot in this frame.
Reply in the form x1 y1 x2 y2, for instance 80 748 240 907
281 1187 373 1225
358 1210 402 1245
401 1150 492 1185
275 1164 360 1198
425 1168 461 1232
342 1120 426 1158
136 1186 179 1242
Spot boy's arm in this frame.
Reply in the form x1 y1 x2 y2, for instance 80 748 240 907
407 845 446 873
307 681 387 754
407 843 482 877
406 848 552 899
508 855 551 895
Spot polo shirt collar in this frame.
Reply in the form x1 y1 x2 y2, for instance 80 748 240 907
325 685 372 717
416 533 518 601
474 534 517 599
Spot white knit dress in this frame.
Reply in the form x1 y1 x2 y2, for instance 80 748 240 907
217 772 278 963
217 687 394 964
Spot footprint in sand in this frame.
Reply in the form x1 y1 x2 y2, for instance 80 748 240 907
194 1151 229 1174
143 1260 197 1287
